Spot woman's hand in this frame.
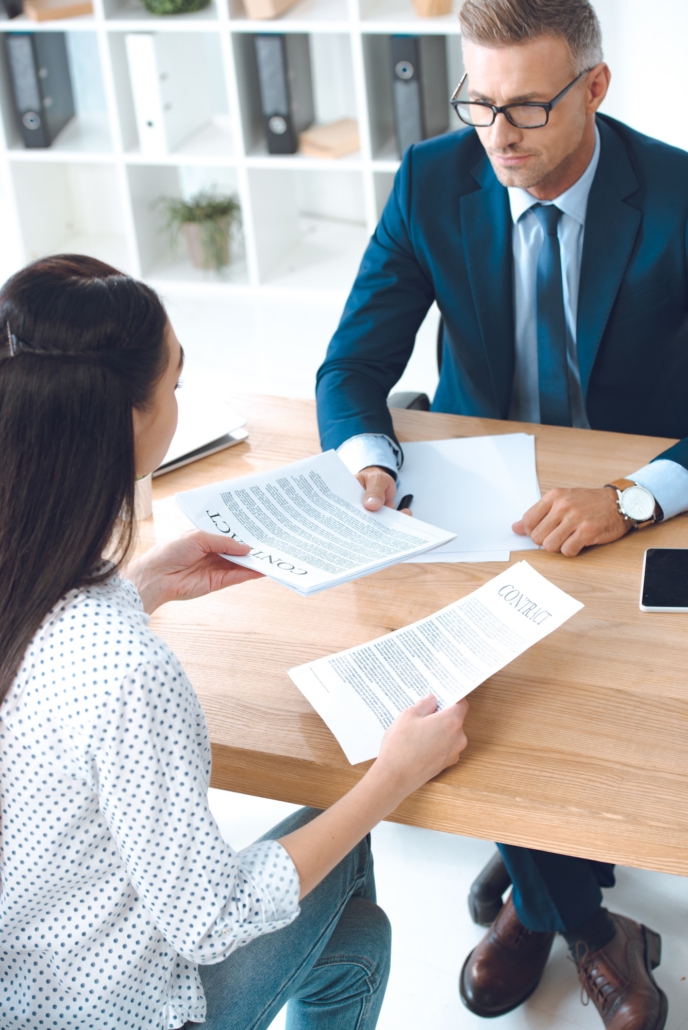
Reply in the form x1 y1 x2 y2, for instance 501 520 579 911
374 695 469 798
279 695 469 899
124 532 263 614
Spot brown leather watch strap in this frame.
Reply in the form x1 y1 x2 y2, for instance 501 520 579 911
607 478 637 492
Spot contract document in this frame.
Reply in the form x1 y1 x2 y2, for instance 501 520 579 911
289 561 583 763
399 434 540 562
176 451 456 596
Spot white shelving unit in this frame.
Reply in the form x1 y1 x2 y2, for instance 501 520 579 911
0 0 464 303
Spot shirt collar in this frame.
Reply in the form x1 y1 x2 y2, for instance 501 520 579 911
507 123 601 226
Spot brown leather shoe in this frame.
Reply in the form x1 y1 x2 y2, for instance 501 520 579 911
459 894 555 1016
573 913 668 1029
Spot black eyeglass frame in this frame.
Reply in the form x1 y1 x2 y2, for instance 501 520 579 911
450 69 589 129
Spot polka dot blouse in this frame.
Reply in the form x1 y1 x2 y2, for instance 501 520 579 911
0 574 300 1030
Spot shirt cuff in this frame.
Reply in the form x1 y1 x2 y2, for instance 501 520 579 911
336 434 402 477
236 839 301 926
629 460 688 521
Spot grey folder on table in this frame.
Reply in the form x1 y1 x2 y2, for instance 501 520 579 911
391 35 448 157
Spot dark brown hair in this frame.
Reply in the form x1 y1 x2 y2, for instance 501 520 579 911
459 0 604 72
0 255 168 703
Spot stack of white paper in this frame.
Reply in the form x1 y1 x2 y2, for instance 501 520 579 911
289 561 583 763
399 434 541 564
176 451 456 596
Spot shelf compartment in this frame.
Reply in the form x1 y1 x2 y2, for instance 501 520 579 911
0 164 22 284
248 165 367 291
102 0 221 25
362 31 462 159
228 0 349 27
127 162 247 283
109 30 233 157
0 13 96 30
0 30 113 154
234 30 358 160
359 0 462 32
10 160 131 269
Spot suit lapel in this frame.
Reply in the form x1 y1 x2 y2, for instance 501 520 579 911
577 118 642 397
460 151 515 418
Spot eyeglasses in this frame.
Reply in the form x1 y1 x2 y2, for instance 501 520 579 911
450 70 588 129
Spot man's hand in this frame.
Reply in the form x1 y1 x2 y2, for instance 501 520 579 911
513 487 630 557
125 532 263 614
356 466 410 513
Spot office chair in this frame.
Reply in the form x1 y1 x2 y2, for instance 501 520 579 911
388 316 514 926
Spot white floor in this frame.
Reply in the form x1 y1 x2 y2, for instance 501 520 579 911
169 290 688 1030
210 788 688 1030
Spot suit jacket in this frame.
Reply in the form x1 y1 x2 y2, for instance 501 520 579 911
316 114 688 471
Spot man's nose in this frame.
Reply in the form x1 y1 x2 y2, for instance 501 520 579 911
486 112 525 150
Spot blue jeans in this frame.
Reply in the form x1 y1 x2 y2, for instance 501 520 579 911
184 807 391 1030
497 843 616 932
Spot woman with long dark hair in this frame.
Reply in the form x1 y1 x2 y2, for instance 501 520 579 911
0 255 469 1030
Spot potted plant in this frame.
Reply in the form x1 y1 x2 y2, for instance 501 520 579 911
140 0 210 15
156 189 241 272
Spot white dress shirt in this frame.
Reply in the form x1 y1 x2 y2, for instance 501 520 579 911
337 127 688 521
0 574 300 1030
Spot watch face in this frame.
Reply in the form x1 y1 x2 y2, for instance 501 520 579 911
621 485 655 522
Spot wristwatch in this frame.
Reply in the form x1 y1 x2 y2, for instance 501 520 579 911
605 478 662 528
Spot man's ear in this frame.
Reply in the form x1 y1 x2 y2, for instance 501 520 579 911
587 63 611 114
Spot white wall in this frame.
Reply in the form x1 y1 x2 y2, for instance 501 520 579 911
594 0 688 151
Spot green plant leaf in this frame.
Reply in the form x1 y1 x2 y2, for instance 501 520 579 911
153 188 241 271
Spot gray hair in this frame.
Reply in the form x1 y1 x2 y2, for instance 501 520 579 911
459 0 604 73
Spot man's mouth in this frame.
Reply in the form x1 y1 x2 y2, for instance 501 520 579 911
490 151 536 166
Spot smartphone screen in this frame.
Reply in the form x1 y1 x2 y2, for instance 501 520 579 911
640 549 688 611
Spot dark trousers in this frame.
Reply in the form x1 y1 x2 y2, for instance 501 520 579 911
497 843 616 934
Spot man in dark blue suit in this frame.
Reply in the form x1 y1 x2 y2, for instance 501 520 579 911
316 1 684 1027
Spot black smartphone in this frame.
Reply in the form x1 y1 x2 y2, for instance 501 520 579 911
640 548 688 612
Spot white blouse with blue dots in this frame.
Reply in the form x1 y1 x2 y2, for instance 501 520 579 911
0 574 300 1030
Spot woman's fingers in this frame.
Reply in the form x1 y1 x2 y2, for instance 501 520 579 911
411 694 439 716
377 695 469 794
191 531 252 556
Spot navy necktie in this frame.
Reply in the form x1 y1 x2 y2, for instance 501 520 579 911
533 203 572 427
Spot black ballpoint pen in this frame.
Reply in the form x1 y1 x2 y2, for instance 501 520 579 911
397 494 413 510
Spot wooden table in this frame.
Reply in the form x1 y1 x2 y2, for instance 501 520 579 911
141 395 688 877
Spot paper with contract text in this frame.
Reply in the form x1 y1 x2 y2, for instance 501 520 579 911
288 561 583 763
176 451 456 596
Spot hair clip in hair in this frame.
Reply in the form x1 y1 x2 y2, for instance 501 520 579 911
5 324 39 357
5 324 104 362
5 324 28 356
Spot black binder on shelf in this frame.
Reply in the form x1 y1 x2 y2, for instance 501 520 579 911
390 35 448 157
5 32 75 148
253 33 314 155
1 0 24 17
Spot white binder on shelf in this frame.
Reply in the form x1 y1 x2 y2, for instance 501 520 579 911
125 33 213 156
